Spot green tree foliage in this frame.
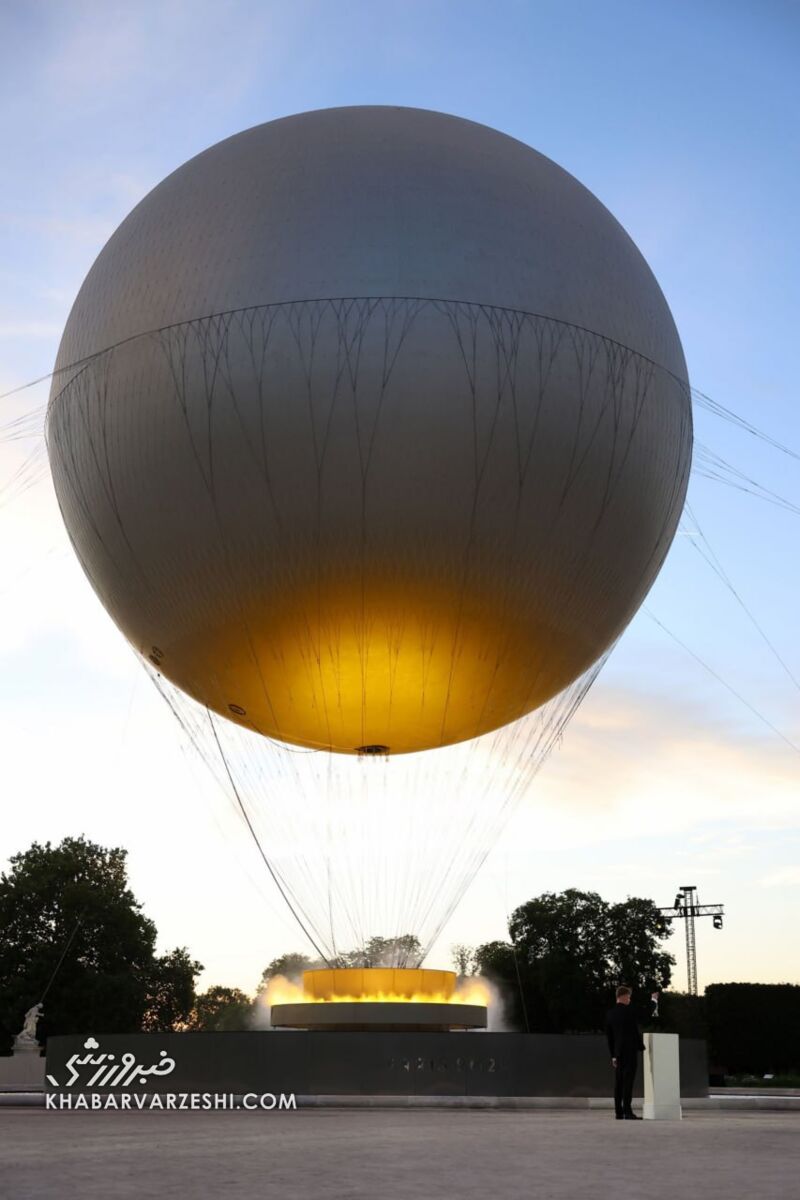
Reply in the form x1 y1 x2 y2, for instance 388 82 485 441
606 896 673 990
260 952 320 988
187 986 254 1031
142 947 203 1032
476 889 673 1031
474 940 516 976
0 838 202 1043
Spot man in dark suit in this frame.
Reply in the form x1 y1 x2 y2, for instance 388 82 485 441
606 984 645 1120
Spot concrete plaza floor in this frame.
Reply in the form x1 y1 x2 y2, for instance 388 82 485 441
1 1108 797 1200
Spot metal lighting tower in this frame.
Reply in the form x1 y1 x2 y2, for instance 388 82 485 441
659 885 724 995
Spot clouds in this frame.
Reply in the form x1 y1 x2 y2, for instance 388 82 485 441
446 681 800 990
506 680 800 848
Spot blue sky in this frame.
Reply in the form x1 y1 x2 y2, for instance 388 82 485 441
1 1 798 994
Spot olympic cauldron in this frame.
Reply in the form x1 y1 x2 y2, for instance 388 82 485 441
270 968 487 1032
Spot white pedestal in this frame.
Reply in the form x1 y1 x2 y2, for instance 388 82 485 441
643 1032 682 1120
0 1045 45 1092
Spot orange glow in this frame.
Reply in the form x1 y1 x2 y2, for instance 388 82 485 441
264 967 490 1008
304 967 455 1001
167 574 583 755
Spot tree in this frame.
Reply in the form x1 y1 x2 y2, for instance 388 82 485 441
142 948 203 1032
259 933 424 989
474 940 516 978
476 889 673 1032
0 838 201 1041
451 944 477 976
606 897 673 994
338 934 422 968
259 952 319 989
188 986 254 1031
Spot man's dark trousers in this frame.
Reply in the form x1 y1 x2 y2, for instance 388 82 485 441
614 1053 637 1118
606 1002 644 1117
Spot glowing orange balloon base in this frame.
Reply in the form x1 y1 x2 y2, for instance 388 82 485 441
302 967 457 1003
269 968 488 1031
165 574 586 755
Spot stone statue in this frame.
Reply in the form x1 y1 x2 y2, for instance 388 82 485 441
13 1002 43 1051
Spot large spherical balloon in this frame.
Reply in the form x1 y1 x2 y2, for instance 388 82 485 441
47 107 691 754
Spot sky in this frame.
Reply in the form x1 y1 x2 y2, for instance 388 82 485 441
1 0 798 997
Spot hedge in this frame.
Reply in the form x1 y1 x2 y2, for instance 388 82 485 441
656 991 707 1040
703 983 800 1074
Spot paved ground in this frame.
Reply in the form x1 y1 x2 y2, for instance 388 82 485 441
1 1108 798 1199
